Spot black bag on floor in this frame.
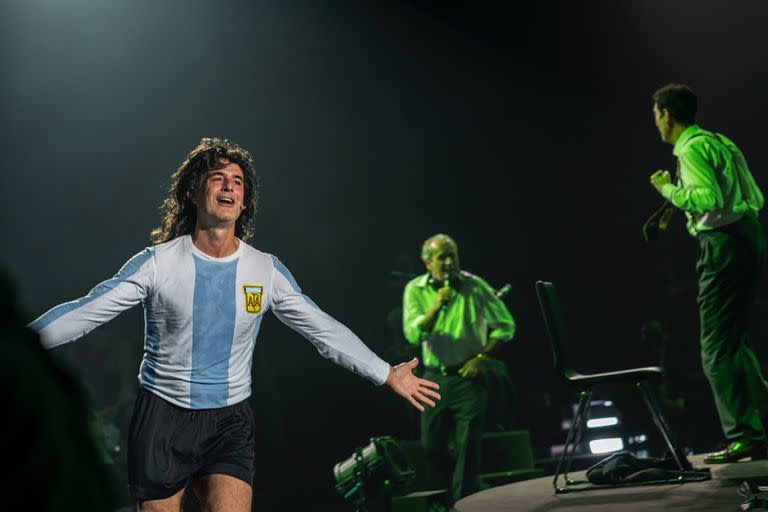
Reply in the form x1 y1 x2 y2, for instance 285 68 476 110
586 451 705 485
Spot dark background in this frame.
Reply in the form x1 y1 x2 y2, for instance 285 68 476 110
3 0 768 508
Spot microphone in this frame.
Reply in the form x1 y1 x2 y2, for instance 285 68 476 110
441 278 450 311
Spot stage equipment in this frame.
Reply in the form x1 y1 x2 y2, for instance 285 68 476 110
333 436 415 511
535 280 703 493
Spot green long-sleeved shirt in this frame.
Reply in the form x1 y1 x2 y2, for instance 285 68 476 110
660 124 764 236
402 271 516 369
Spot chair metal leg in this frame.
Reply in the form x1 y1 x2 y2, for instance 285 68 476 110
554 389 592 492
637 381 685 471
564 389 592 484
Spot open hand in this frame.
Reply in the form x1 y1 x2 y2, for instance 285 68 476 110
386 358 441 411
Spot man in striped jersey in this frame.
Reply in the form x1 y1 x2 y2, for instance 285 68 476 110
29 138 441 512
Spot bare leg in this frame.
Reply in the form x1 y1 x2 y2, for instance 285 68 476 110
137 487 184 512
190 474 252 512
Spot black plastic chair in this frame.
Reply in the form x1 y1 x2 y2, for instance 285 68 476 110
535 280 686 493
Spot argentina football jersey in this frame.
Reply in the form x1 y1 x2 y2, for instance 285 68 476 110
29 235 391 409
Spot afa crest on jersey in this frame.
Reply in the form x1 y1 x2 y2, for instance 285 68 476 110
243 285 263 314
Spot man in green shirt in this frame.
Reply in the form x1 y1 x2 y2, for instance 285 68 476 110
402 234 516 504
649 83 768 464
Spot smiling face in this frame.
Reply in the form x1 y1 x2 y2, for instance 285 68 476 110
190 160 245 228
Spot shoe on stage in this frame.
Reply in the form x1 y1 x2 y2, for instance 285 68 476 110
703 440 768 464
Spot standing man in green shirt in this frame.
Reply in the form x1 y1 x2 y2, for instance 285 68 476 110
402 234 516 504
649 83 768 463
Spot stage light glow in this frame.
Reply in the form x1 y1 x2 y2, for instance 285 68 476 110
589 438 624 454
586 417 619 428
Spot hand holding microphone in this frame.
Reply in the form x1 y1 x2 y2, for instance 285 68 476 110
438 279 455 312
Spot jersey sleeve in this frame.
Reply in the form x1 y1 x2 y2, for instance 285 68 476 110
268 256 391 385
28 248 156 349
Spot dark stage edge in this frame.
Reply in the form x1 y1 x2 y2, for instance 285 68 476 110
453 454 768 512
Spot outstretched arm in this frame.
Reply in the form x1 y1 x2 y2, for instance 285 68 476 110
385 357 441 411
29 247 155 349
270 257 393 385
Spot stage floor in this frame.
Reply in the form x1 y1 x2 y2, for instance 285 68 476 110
454 454 768 512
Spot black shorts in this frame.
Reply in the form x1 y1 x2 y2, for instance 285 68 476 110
127 387 255 501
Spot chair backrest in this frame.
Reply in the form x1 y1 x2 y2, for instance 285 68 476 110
535 281 574 378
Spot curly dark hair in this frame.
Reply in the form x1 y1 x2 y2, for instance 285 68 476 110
653 83 697 126
150 137 259 244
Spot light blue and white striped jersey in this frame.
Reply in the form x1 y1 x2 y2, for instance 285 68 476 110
29 235 391 409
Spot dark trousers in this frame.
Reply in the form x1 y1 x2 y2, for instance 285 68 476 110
697 212 768 442
421 371 487 504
